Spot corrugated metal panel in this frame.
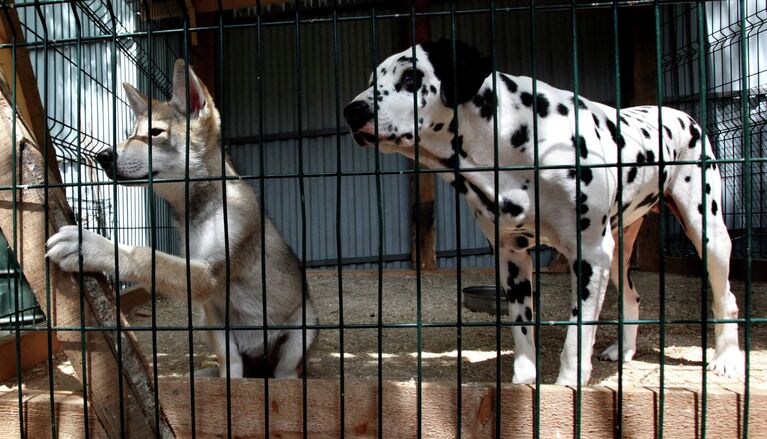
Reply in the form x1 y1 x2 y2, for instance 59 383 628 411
222 5 621 269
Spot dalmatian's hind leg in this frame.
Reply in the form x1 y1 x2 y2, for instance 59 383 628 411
500 248 537 384
599 218 644 363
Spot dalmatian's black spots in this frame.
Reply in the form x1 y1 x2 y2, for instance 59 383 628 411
507 261 520 285
509 280 532 304
696 154 715 170
452 135 467 158
572 307 578 317
645 150 655 163
678 117 686 129
511 124 529 148
557 103 569 116
395 68 424 93
525 306 533 321
468 182 497 215
577 193 589 215
380 67 387 75
448 117 458 133
705 183 711 194
450 173 468 194
383 90 389 96
572 260 594 301
685 175 691 182
605 119 626 148
592 113 601 128
567 167 593 185
601 215 607 225
619 116 629 125
627 167 638 184
637 192 659 208
572 135 588 159
521 327 528 335
698 203 704 215
397 55 413 63
501 199 524 217
433 122 444 132
516 236 529 249
501 74 518 93
594 128 601 140
429 85 437 95
440 153 459 169
521 92 550 118
637 152 646 164
689 124 701 149
404 133 414 140
387 134 397 141
712 200 718 216
571 96 587 109
661 169 668 186
580 217 591 231
641 127 651 139
473 88 497 120
663 125 673 139
421 86 428 96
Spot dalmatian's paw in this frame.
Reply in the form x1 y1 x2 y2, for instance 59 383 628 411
512 357 536 384
708 348 743 379
46 225 115 274
598 342 635 363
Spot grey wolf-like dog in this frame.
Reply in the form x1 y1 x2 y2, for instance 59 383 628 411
47 60 317 379
344 40 741 384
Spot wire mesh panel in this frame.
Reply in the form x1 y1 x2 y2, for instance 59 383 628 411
0 1 763 438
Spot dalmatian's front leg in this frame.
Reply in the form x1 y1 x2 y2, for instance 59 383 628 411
556 233 614 385
500 247 537 384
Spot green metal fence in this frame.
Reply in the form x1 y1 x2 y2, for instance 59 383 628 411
0 0 763 438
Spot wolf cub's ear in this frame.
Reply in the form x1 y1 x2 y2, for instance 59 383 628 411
420 39 493 108
171 59 208 118
123 83 148 115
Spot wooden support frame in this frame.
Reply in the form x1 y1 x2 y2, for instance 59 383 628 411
1 379 762 438
0 326 61 382
0 73 174 437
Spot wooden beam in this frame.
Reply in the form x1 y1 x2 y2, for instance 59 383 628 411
0 390 108 439
0 74 174 437
0 326 61 382
2 381 763 438
0 3 61 183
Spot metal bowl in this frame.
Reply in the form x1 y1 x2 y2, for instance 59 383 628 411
462 286 508 316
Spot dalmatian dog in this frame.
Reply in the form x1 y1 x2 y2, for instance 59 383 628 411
343 39 742 385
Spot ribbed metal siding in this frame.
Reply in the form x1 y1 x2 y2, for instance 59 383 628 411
225 17 412 268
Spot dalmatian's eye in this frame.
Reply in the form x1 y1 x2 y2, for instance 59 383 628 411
397 68 424 93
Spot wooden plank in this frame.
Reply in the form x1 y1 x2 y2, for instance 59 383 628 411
0 390 108 439
0 74 174 437
0 3 61 183
0 326 61 382
155 378 767 438
4 382 764 438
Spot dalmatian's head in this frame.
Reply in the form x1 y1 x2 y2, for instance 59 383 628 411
344 39 492 156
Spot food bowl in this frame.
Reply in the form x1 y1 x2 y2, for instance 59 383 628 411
462 286 508 316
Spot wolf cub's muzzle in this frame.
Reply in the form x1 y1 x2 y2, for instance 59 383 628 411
95 149 116 178
343 100 376 146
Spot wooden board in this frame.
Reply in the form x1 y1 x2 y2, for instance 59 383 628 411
0 326 61 382
2 380 763 438
0 74 173 437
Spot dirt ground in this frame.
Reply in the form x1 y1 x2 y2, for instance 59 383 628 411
5 269 766 392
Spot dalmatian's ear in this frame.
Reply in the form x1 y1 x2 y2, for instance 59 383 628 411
421 39 493 108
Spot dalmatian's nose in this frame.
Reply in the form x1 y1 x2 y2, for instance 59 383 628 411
344 101 373 132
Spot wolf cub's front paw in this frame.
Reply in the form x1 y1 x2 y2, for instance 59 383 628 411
46 225 115 273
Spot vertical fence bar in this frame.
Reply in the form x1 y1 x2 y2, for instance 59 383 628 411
291 3 310 437
215 2 234 438
696 4 709 437
179 3 197 436
331 1 346 436
653 2 667 436
739 0 752 436
140 1 163 434
32 1 58 436
255 2 271 437
408 4 423 437
611 2 624 436
104 2 127 435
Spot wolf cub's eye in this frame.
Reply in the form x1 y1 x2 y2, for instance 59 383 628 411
150 128 164 137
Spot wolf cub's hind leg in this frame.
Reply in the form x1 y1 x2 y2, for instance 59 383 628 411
272 304 319 379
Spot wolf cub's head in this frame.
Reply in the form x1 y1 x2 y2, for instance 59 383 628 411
95 60 220 183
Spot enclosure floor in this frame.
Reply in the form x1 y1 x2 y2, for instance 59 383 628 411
4 270 766 392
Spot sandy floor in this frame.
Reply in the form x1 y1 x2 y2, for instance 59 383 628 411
5 269 766 392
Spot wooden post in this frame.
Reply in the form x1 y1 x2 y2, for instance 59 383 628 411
0 3 61 183
620 6 660 272
0 73 174 437
407 0 438 271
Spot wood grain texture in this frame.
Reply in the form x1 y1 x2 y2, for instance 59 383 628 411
0 72 173 437
0 327 61 382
